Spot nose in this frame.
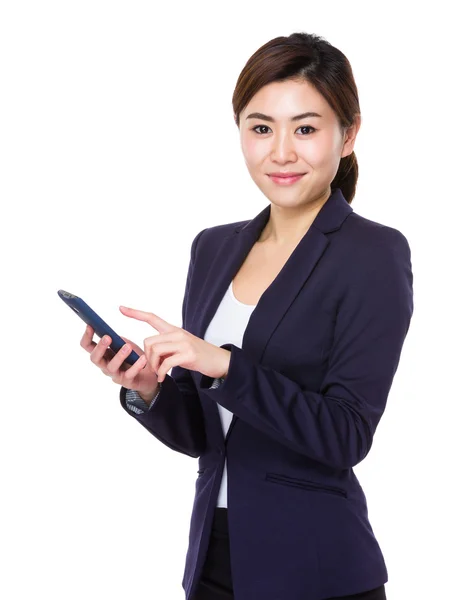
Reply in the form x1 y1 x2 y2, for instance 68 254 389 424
270 131 297 163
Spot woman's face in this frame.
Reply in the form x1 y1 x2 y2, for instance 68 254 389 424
238 79 359 208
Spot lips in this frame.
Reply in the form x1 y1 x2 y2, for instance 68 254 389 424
267 173 306 185
268 173 305 177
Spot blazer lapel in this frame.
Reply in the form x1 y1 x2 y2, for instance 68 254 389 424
191 187 353 443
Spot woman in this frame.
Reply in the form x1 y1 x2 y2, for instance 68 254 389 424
81 32 413 600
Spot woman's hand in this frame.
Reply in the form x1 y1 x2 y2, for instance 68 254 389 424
80 325 161 400
119 305 231 383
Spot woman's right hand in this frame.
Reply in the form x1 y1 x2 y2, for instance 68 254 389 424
80 324 161 402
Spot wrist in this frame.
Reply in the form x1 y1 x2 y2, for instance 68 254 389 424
220 349 231 379
139 382 161 405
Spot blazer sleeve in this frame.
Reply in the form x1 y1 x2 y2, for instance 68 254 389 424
198 227 414 470
119 227 208 459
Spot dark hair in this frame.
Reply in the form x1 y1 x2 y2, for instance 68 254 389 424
232 32 361 204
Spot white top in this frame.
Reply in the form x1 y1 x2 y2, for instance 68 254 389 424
203 280 257 507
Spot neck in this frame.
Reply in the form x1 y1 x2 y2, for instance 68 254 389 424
259 188 331 247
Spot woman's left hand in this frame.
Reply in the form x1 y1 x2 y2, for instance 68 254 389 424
119 305 231 383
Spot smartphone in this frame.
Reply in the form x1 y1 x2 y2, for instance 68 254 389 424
57 289 141 366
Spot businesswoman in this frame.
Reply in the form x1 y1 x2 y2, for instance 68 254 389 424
81 32 413 600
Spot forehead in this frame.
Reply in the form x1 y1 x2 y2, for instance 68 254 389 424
243 79 332 120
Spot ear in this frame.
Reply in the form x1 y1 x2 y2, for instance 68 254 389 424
340 113 361 159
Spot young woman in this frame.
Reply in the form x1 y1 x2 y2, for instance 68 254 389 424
81 32 413 600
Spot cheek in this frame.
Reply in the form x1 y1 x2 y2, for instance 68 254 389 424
303 139 339 169
242 134 266 165
245 138 257 157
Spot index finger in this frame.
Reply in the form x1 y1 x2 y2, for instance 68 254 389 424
119 306 172 334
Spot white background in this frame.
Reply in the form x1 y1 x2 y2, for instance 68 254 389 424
1 1 471 598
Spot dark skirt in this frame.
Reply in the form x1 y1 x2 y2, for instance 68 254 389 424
193 507 387 600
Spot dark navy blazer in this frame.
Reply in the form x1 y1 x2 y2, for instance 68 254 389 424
120 187 414 600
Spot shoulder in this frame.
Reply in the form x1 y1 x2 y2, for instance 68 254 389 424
342 211 411 264
329 212 413 304
198 218 248 238
190 218 249 255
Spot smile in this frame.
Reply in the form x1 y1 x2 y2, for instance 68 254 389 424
267 174 306 185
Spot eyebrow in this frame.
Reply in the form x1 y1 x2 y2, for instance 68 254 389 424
245 111 322 122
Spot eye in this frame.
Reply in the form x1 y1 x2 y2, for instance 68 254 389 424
251 125 316 135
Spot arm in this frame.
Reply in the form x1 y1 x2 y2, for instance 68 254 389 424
119 228 209 459
198 228 414 470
